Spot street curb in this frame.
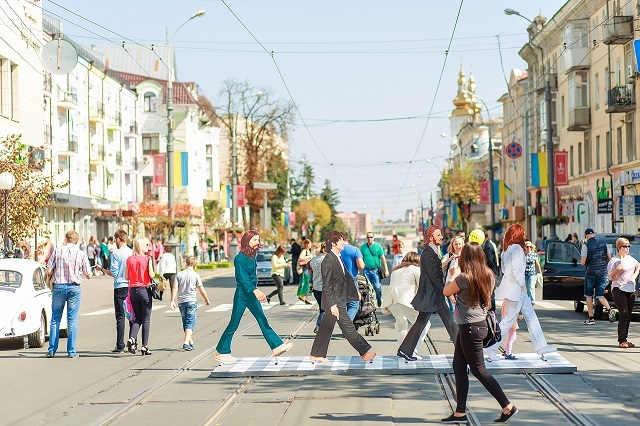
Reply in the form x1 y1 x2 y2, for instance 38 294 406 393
197 266 235 281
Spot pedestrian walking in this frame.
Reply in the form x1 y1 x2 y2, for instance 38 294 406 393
296 239 313 304
45 230 92 358
360 232 389 307
310 231 376 363
441 242 518 424
215 231 293 364
391 240 406 268
96 229 133 354
524 241 542 305
289 238 302 285
397 226 457 362
170 256 210 350
500 300 522 360
309 243 327 333
157 245 177 301
607 237 640 348
124 236 155 355
580 228 614 324
100 237 110 270
484 223 556 361
442 236 464 314
381 251 430 359
266 245 288 305
340 233 365 320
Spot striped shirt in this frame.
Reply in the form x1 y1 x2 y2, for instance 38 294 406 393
46 243 91 284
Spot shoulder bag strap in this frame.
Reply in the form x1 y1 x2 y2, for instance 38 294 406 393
366 244 381 269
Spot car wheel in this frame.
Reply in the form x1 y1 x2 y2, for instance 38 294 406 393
594 304 604 320
28 312 46 348
574 301 585 313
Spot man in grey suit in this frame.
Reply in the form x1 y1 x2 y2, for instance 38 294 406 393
397 225 458 361
310 231 376 363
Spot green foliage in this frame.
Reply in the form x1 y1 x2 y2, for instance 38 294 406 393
440 164 479 234
290 161 315 200
197 264 217 270
216 262 232 268
320 179 340 214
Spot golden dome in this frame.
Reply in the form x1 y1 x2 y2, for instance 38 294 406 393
451 65 474 117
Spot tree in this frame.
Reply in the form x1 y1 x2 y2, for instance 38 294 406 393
320 178 340 214
290 160 315 200
215 80 295 228
439 164 479 235
0 134 63 245
294 197 331 241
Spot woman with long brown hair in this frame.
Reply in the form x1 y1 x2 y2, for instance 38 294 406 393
215 231 293 364
484 223 556 362
266 245 288 305
442 243 518 423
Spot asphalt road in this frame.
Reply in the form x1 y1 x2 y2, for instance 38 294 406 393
2 266 639 425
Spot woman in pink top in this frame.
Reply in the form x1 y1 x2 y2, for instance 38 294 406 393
125 236 155 355
607 237 640 348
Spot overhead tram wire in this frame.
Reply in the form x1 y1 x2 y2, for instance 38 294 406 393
392 0 465 210
219 0 350 196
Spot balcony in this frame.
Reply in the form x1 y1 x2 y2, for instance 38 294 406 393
562 21 590 73
107 112 122 130
116 152 122 166
58 134 79 156
89 102 105 123
57 87 78 110
567 107 591 131
535 73 558 93
43 73 52 96
90 145 106 163
563 47 590 73
603 15 633 45
125 122 138 137
606 85 635 113
123 157 139 173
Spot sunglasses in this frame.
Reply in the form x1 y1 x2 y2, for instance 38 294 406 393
621 245 631 249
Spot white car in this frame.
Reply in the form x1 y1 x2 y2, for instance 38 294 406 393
0 259 67 348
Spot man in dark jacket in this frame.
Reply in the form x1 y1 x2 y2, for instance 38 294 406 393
580 228 613 324
289 238 302 284
397 225 458 361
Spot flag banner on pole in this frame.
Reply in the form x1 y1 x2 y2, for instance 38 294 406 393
236 185 246 208
554 151 569 186
531 153 548 187
173 152 189 187
220 184 230 209
153 154 166 187
479 180 490 204
492 180 512 204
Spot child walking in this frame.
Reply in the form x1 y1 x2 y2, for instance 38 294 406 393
501 300 523 360
170 256 210 351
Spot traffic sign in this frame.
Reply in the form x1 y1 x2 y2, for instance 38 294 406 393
253 182 277 190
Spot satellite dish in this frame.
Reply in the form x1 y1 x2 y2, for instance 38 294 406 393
41 38 78 75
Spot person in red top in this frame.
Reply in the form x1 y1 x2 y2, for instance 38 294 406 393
392 235 400 256
125 236 155 355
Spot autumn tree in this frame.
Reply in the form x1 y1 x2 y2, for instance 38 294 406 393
0 134 63 246
439 164 479 235
294 197 332 241
215 80 295 228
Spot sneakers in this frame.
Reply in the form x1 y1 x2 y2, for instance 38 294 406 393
272 341 293 356
583 318 595 325
483 348 501 362
183 343 194 351
46 352 54 358
503 354 518 360
608 308 618 323
215 353 237 363
441 413 468 423
536 346 557 355
494 405 518 423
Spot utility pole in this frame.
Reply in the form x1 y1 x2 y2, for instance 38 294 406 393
229 120 238 261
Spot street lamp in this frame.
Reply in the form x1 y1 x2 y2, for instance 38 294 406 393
461 90 496 230
166 9 206 244
505 8 558 240
0 171 16 252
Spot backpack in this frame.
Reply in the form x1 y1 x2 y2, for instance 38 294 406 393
483 309 502 348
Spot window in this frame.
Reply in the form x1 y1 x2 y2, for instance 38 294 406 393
594 73 599 109
617 127 623 164
142 133 160 155
568 71 589 109
143 92 158 112
578 142 583 175
626 120 635 161
596 135 601 170
584 132 592 173
32 268 46 291
570 145 574 177
0 57 17 119
563 21 589 48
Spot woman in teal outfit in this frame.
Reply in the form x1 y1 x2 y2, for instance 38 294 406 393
215 230 293 363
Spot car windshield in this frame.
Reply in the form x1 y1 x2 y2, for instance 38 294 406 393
546 242 581 263
256 253 270 262
0 270 23 288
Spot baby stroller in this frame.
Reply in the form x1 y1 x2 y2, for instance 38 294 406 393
353 274 380 336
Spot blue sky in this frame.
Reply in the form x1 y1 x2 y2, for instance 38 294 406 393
47 0 567 221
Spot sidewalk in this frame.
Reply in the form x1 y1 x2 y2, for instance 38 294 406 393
198 265 234 281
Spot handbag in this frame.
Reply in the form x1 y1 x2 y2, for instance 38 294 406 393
150 277 161 300
123 294 135 322
157 276 169 292
483 309 502 348
296 271 310 297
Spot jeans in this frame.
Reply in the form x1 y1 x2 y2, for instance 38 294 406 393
48 284 81 356
612 287 635 343
453 321 510 413
346 277 359 320
525 274 536 304
179 301 198 330
130 286 152 346
114 287 129 350
363 269 382 303
267 274 285 304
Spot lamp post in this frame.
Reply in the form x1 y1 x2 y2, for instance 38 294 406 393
461 91 496 229
505 8 558 240
166 9 206 244
0 171 16 252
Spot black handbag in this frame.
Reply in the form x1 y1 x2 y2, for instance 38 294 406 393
483 309 502 348
150 278 161 300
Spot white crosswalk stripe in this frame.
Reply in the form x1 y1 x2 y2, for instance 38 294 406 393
84 301 316 316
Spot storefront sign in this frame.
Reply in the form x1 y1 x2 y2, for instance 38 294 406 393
597 198 614 214
618 195 640 216
620 169 640 185
558 185 583 200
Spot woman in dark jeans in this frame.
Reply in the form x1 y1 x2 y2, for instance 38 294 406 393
607 237 640 348
308 243 327 333
125 236 155 355
266 246 288 305
441 242 518 424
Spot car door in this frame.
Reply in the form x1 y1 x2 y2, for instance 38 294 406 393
542 241 585 301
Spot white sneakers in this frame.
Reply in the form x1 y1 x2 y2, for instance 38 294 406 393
272 341 293 357
483 348 502 362
215 353 237 364
536 346 557 355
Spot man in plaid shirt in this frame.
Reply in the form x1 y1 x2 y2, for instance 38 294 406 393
45 230 91 358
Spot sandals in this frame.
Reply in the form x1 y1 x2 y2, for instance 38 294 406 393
140 346 152 355
126 338 137 354
503 354 518 360
619 341 635 348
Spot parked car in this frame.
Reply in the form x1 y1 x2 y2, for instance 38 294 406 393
256 249 276 285
542 234 640 319
0 259 67 348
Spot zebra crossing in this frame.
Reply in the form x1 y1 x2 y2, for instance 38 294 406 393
81 300 317 317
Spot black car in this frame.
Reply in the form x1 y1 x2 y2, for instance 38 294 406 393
542 233 640 319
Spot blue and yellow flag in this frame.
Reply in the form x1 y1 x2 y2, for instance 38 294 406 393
220 184 231 209
531 153 548 187
173 152 189 187
493 180 512 204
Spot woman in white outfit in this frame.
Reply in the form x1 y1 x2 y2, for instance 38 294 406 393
381 251 431 358
484 223 556 361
